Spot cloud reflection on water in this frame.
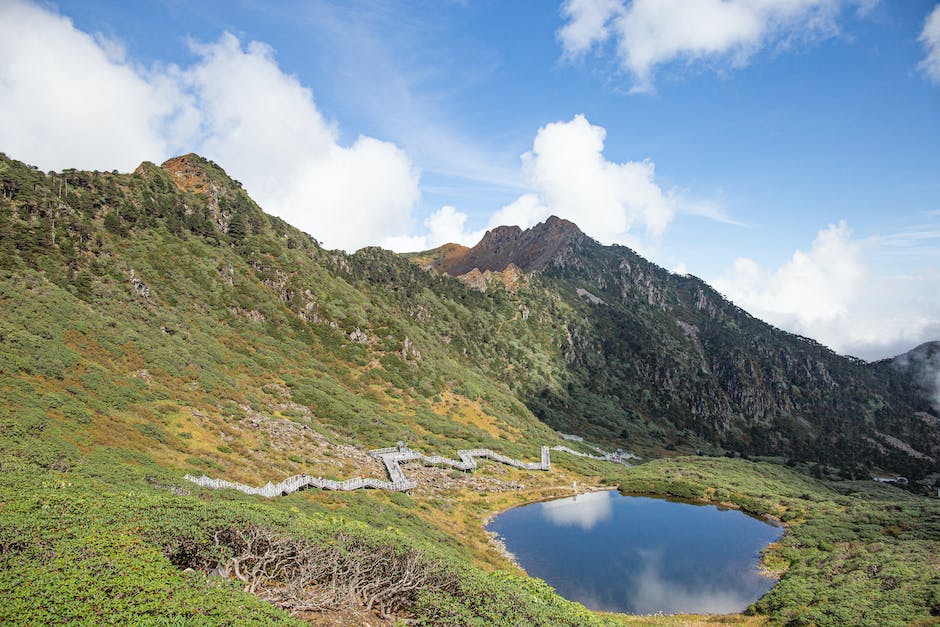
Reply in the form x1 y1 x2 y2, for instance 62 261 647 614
540 490 613 530
625 549 765 615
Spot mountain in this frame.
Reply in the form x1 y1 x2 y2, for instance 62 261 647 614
428 215 586 275
0 152 574 475
411 218 940 480
3 151 940 625
2 151 936 481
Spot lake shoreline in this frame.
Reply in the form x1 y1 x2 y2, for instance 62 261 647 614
485 489 784 616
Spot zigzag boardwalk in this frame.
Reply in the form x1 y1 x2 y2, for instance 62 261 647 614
186 443 634 497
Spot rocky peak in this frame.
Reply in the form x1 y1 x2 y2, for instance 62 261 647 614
536 214 582 238
153 153 252 233
436 215 587 276
160 154 216 195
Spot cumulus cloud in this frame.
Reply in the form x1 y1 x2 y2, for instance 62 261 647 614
919 4 940 84
0 0 420 252
713 222 940 360
0 0 194 171
671 261 690 275
492 114 678 245
487 193 551 231
388 114 699 253
184 34 420 252
386 114 689 252
383 205 486 252
558 0 867 92
523 115 675 239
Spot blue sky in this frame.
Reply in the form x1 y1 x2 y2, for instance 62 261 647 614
0 0 938 359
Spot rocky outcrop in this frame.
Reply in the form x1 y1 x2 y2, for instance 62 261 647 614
129 269 150 299
456 264 527 293
436 216 585 276
576 288 606 305
161 154 229 231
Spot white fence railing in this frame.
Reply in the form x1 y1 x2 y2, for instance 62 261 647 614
185 442 635 498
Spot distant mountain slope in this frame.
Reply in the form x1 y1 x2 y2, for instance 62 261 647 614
887 341 940 412
410 218 940 479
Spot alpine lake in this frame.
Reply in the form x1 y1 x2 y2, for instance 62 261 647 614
487 490 783 615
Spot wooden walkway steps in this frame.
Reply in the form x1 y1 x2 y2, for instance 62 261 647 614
185 442 634 498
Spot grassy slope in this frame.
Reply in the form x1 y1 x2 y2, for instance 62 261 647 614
1 154 938 625
0 153 619 623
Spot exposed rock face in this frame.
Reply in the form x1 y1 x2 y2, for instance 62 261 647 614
230 307 265 323
576 288 606 305
455 263 527 293
400 336 421 361
161 154 213 196
349 328 369 343
414 242 470 272
160 154 229 231
129 269 150 299
457 268 487 291
436 216 585 275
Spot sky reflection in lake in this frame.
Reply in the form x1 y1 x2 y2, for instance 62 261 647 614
488 492 782 615
541 490 613 530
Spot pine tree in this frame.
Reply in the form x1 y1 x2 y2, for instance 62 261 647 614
227 212 247 242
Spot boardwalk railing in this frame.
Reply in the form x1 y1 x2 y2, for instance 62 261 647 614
185 442 634 498
550 445 637 466
183 473 417 498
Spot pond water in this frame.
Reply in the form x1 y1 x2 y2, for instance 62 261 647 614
487 491 783 615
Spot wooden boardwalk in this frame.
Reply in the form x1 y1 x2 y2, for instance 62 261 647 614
185 442 633 498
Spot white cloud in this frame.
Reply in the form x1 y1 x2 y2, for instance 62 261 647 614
487 193 551 230
391 114 705 253
919 4 940 84
671 261 689 275
559 0 866 92
558 0 624 57
0 1 421 252
425 205 483 246
384 205 485 252
184 34 420 252
519 114 676 241
713 221 940 360
0 0 193 171
625 550 761 615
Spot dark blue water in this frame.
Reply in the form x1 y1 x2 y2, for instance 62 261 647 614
487 491 783 615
